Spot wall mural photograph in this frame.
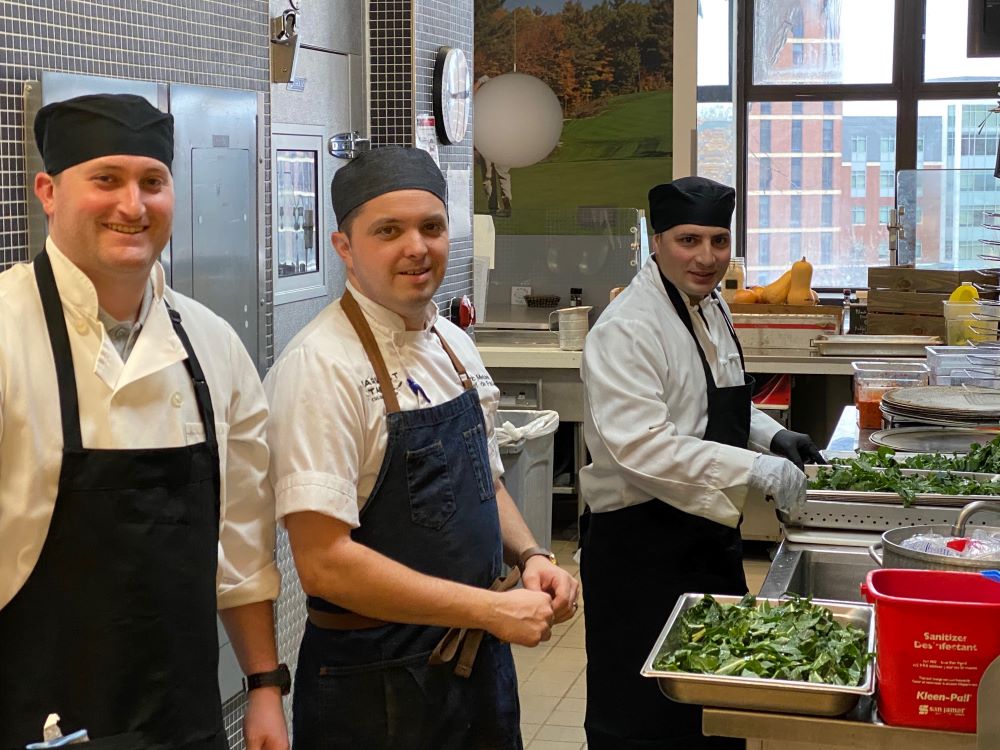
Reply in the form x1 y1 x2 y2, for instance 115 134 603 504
474 0 674 233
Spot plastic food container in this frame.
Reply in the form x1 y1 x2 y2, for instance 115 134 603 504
851 361 929 429
946 316 999 346
925 345 977 375
861 569 1000 733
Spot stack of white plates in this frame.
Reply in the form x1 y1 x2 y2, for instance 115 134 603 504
881 386 1000 427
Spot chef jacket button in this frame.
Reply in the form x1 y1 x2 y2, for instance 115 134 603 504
74 319 88 335
171 392 183 407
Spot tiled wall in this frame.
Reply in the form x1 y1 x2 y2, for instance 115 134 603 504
369 0 413 148
0 0 269 272
370 0 475 307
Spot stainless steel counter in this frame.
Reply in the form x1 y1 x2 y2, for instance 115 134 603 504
702 706 977 749
824 404 879 453
476 341 891 375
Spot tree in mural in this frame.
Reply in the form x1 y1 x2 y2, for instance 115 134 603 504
474 0 673 116
473 0 675 225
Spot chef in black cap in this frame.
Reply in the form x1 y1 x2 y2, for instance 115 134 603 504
265 146 578 749
0 93 288 749
578 176 819 749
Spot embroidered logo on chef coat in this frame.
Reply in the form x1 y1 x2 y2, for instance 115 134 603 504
470 372 495 389
362 372 403 403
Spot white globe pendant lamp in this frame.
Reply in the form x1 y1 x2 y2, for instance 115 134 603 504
473 72 563 168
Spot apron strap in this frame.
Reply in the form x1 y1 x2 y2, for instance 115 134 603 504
428 567 521 678
713 291 747 370
431 328 475 391
166 306 220 457
658 267 722 396
34 251 84 450
34 250 219 457
340 290 476 414
657 267 748 384
341 289 402 414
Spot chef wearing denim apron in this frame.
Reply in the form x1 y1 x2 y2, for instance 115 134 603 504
292 290 521 749
579 177 815 749
264 147 578 750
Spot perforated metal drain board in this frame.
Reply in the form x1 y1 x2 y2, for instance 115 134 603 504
221 526 304 748
781 498 1000 531
273 525 307 742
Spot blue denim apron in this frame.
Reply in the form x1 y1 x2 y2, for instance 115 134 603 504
291 290 522 750
0 251 226 750
580 271 751 750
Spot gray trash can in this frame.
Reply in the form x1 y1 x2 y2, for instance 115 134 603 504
497 409 559 551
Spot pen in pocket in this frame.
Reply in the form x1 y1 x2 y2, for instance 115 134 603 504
407 376 432 405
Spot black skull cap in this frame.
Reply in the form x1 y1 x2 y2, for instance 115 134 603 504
34 93 174 176
648 176 735 234
332 146 447 226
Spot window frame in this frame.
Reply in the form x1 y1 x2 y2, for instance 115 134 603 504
735 0 999 288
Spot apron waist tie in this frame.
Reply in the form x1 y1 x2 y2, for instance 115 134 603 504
304 567 521 680
306 609 389 630
429 567 521 679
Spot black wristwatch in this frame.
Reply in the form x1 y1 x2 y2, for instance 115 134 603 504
243 663 291 696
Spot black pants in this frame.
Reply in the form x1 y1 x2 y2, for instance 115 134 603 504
580 502 747 750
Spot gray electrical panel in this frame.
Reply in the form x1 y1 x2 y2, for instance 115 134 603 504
170 85 261 367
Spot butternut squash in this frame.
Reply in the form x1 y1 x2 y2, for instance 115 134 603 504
809 288 819 304
760 268 793 304
786 256 815 305
732 288 759 304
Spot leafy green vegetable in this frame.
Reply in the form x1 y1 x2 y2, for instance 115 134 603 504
845 436 1000 474
808 436 1000 506
653 594 872 687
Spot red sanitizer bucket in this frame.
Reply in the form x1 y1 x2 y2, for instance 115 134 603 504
861 569 1000 733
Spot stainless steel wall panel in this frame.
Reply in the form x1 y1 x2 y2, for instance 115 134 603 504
191 147 256 355
170 84 261 366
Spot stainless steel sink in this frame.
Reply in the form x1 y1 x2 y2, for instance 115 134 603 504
758 542 879 602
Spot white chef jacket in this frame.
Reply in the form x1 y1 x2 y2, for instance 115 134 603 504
0 239 281 611
264 282 505 528
580 257 784 528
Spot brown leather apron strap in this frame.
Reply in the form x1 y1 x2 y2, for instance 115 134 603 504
307 607 389 630
341 289 401 414
431 327 475 391
428 567 522 678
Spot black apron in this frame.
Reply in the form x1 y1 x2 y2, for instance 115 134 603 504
0 251 227 750
580 272 751 750
291 290 521 750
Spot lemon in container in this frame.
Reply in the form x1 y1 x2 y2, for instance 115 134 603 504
943 282 993 345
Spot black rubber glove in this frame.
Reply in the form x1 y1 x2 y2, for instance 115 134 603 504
769 429 826 470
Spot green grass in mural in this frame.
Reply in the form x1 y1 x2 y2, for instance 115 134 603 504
475 90 673 234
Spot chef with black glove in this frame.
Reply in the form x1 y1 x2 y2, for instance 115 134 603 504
578 175 824 749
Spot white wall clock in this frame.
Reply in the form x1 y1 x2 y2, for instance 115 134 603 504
433 46 471 145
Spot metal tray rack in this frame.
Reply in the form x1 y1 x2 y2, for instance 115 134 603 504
779 465 1000 531
641 594 875 717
